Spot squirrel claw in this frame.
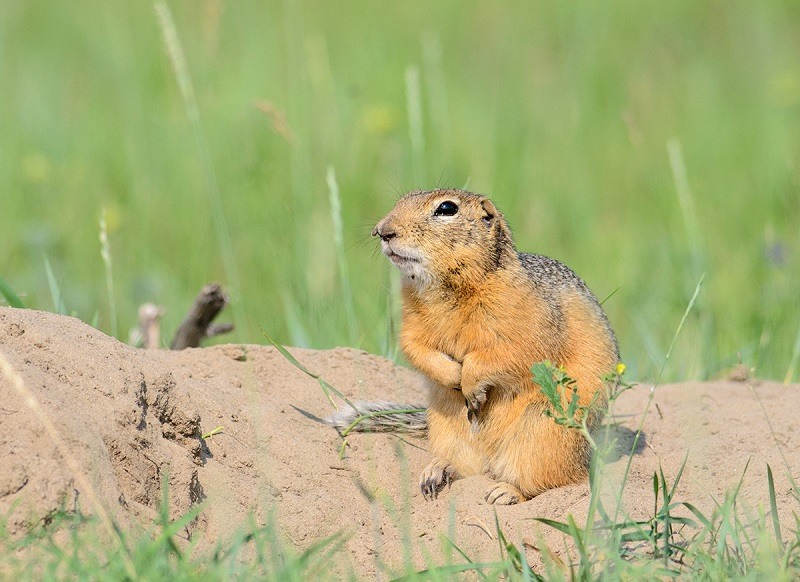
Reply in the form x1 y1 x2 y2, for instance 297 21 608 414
485 482 525 505
465 388 488 430
419 460 455 500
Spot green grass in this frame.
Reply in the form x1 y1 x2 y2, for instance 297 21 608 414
0 492 351 581
1 0 798 381
3 467 797 581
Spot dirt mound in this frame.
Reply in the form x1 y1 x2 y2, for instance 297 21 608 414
1 306 798 576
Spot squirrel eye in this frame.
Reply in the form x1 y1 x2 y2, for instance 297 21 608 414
434 201 459 217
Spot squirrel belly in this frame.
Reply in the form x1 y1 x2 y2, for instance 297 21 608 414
338 189 620 505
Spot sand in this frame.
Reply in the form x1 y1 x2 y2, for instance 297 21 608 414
1 306 797 577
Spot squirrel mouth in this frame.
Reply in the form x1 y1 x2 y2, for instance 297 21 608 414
386 250 417 264
381 241 423 271
381 243 428 285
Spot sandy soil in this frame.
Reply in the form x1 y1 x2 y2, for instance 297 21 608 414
1 306 798 577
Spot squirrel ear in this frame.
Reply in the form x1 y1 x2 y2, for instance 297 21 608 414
480 198 497 224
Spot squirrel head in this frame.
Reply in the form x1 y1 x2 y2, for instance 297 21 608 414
372 189 517 291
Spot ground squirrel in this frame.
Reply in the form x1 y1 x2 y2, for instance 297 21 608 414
330 189 619 505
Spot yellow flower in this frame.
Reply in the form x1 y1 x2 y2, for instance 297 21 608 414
615 362 626 376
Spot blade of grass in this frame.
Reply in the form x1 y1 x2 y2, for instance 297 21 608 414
154 1 246 339
0 275 25 308
599 286 620 306
43 254 66 315
723 458 752 568
326 165 357 345
652 471 660 555
668 138 714 378
531 518 572 536
405 65 425 185
667 138 705 287
492 509 506 563
99 208 117 338
611 274 705 526
261 329 357 410
445 539 482 571
668 449 690 500
150 493 204 559
784 323 800 384
566 515 590 569
422 31 449 179
766 464 784 551
385 268 402 361
748 379 800 497
681 502 713 530
281 291 310 348
282 530 349 576
658 467 671 561
390 562 505 581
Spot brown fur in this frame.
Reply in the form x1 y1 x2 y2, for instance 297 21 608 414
373 189 619 504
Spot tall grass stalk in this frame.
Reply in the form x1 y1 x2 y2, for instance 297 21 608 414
667 139 705 285
610 273 705 526
99 208 117 338
384 268 402 361
154 1 246 338
422 32 449 171
784 323 800 384
748 377 800 498
405 65 425 185
326 165 357 345
667 138 714 378
281 291 310 348
42 254 66 315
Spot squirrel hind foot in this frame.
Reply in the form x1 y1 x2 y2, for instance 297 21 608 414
419 459 458 500
485 482 527 505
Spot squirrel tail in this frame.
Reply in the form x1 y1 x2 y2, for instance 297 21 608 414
324 401 428 436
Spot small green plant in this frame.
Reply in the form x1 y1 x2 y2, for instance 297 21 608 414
532 360 631 454
532 361 585 431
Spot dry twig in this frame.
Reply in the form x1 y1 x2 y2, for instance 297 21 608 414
170 283 232 349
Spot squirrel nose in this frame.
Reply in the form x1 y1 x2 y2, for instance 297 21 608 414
372 222 397 242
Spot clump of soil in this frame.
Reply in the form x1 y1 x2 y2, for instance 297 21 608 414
1 307 797 576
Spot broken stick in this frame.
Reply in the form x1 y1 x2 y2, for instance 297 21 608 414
170 283 233 350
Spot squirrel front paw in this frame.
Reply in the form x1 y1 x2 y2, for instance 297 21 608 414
464 385 488 431
440 357 463 390
419 459 458 500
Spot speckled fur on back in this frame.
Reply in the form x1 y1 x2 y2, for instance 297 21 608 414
361 188 620 504
518 252 620 361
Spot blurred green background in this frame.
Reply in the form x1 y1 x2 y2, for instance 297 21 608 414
1 0 798 382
